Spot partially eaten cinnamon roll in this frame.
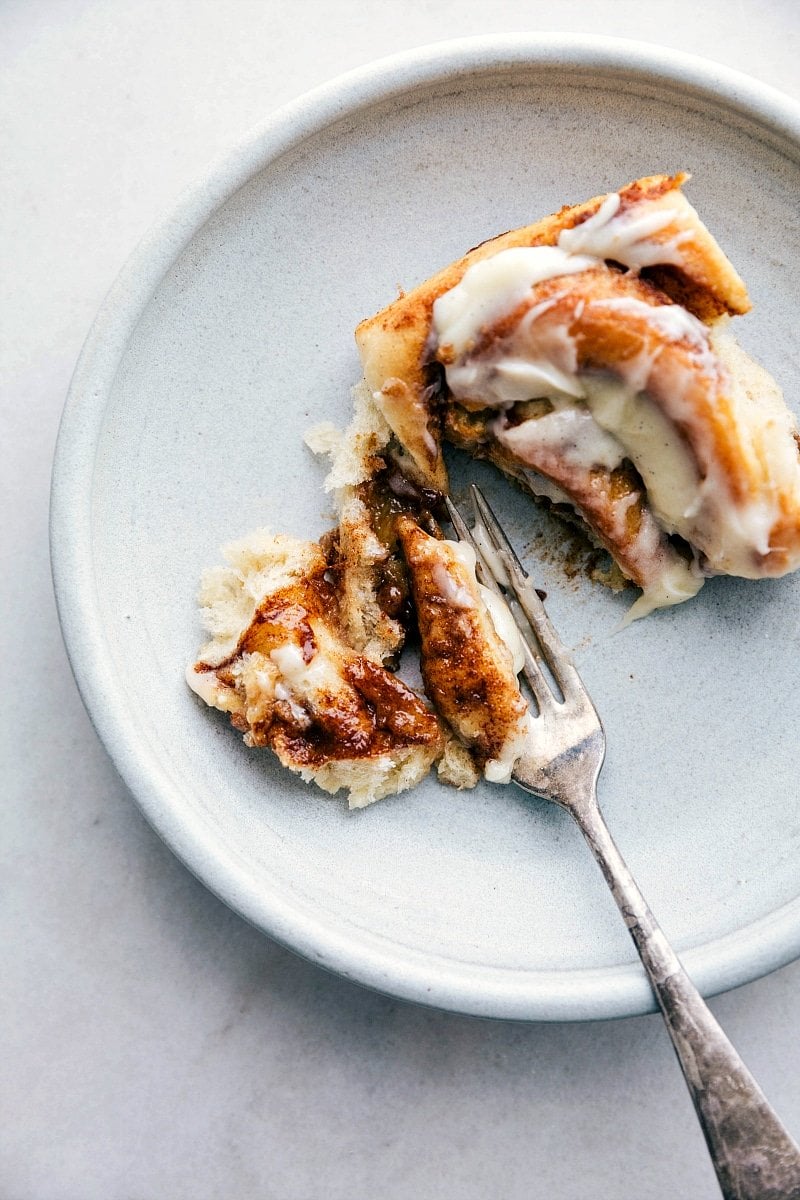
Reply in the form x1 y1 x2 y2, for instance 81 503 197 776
189 174 800 806
356 174 800 618
186 529 446 807
186 514 535 802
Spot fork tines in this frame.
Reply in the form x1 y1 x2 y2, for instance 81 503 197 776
447 485 582 708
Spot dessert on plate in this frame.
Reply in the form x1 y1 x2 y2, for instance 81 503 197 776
188 390 534 804
186 528 446 807
189 174 800 804
356 173 800 620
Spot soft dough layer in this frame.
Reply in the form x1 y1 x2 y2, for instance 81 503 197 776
397 518 532 784
187 529 444 807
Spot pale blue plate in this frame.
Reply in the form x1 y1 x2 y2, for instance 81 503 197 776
51 35 800 1019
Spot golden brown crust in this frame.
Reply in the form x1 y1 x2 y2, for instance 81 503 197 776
397 518 528 770
192 567 443 768
357 179 800 584
355 174 750 491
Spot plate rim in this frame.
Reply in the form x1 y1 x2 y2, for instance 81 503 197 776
50 32 800 1021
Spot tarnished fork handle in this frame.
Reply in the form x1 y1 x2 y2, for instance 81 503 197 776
447 485 800 1200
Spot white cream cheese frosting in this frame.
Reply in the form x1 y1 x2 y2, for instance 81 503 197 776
432 192 691 356
433 246 598 359
430 194 800 610
439 538 532 783
444 539 526 676
556 192 691 267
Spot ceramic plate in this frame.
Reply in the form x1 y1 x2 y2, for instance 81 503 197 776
51 35 800 1020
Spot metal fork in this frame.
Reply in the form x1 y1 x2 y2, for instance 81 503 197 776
447 484 800 1200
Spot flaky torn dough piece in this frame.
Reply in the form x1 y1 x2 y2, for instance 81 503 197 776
305 381 406 666
305 396 529 786
187 529 444 807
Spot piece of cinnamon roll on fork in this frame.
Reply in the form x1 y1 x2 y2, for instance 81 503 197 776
397 517 533 785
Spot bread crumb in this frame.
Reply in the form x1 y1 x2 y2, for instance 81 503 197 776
437 737 480 790
304 422 342 457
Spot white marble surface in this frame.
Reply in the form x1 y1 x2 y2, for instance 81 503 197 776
3 2 800 1196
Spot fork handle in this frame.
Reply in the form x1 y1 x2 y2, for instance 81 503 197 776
575 798 800 1200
